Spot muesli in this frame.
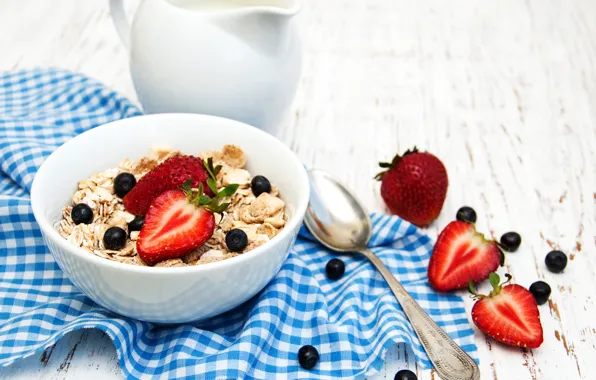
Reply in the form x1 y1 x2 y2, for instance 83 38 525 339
56 145 286 267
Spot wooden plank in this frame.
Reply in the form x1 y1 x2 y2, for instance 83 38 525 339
0 0 595 379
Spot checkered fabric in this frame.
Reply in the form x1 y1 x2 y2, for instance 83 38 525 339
0 68 478 379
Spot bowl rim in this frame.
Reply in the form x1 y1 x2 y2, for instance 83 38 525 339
30 113 309 274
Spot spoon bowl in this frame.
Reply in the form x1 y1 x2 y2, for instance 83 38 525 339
305 170 371 251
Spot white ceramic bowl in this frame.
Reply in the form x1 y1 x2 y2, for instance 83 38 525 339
31 114 309 324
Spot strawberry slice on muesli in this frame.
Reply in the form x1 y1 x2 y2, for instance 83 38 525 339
137 159 238 266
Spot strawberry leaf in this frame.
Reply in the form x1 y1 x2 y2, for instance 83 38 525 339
196 157 239 215
181 180 192 193
489 272 500 290
216 202 230 213
207 178 218 194
376 147 421 181
468 281 478 297
203 157 217 180
181 180 193 200
205 202 230 214
499 248 505 266
219 184 239 197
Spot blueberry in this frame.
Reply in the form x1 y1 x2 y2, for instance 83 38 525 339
529 281 551 305
251 175 271 197
297 345 319 370
114 173 137 198
128 216 145 232
325 258 345 280
103 227 127 250
394 369 417 380
456 206 477 223
225 229 248 252
500 232 522 252
71 203 93 225
545 250 567 273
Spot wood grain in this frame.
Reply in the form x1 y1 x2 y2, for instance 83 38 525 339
1 0 595 379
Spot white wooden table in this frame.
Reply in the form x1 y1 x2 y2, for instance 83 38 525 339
1 0 595 379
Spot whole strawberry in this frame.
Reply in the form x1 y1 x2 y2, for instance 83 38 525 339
124 154 211 216
375 148 448 227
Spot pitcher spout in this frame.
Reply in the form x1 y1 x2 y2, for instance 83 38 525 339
251 0 300 17
166 0 300 17
209 0 301 56
215 0 301 22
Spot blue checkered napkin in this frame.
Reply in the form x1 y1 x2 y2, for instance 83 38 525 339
0 68 478 379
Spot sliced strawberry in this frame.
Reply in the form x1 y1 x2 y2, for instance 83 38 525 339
123 155 211 216
428 221 503 292
136 161 239 266
137 189 215 265
470 273 544 348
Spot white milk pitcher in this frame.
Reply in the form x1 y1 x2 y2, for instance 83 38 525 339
109 0 302 135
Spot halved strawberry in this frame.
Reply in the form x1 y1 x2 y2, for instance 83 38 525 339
137 189 215 265
428 221 503 292
470 273 544 348
123 155 211 216
137 159 238 266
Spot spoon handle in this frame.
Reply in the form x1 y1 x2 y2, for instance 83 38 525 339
359 248 480 380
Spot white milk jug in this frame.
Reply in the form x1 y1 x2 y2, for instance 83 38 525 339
110 0 302 135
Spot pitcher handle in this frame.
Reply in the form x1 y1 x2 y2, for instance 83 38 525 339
109 0 132 49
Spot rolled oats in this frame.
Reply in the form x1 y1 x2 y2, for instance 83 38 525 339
264 210 286 229
257 223 278 239
182 245 212 264
240 193 285 225
155 259 187 267
222 168 251 186
221 144 246 168
132 157 158 175
56 145 287 267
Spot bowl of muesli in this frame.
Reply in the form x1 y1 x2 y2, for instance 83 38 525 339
31 113 309 323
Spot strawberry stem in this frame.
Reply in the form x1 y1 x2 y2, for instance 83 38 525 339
179 160 239 214
468 281 482 299
203 157 222 179
471 272 514 299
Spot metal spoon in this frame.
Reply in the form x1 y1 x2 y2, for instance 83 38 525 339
304 170 480 380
